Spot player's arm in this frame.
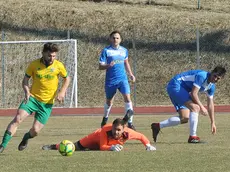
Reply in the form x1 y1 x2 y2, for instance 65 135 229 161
191 73 209 116
57 63 71 102
206 86 216 134
124 59 135 82
59 76 71 94
190 86 208 115
207 96 215 124
59 75 70 99
126 128 156 151
207 96 216 134
99 129 123 151
99 129 112 151
23 62 33 103
99 61 115 70
22 75 31 103
57 75 70 103
98 49 114 70
127 128 149 145
190 86 203 107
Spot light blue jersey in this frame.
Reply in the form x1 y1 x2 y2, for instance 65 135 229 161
167 70 216 111
173 70 215 97
99 45 128 86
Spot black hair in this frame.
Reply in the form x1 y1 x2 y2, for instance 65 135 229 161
43 42 59 52
211 66 226 77
112 118 126 127
109 30 122 39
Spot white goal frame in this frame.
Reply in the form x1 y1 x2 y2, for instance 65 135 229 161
0 39 78 108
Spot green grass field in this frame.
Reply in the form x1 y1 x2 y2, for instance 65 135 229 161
1 114 230 172
1 0 230 108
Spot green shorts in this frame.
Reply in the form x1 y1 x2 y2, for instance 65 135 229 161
19 96 53 125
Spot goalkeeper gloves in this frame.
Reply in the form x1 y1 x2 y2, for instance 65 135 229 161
110 144 123 152
146 144 156 151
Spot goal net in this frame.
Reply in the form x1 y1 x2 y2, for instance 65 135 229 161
0 39 77 108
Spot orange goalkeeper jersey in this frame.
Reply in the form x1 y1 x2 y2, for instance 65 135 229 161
79 124 150 151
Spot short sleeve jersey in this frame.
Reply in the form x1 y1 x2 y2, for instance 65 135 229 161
79 124 150 151
173 70 215 98
25 59 68 104
99 45 128 86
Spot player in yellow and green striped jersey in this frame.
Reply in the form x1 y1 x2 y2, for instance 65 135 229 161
0 43 71 153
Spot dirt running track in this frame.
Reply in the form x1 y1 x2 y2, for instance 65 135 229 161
0 105 230 116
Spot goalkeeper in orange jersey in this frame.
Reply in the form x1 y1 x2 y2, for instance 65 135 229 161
0 43 71 153
42 112 156 152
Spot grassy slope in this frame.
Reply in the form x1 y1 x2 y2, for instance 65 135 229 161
0 0 230 107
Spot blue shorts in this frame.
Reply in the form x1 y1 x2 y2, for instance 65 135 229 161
167 79 191 111
105 80 130 99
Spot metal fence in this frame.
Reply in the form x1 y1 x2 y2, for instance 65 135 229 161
1 27 229 108
0 36 77 108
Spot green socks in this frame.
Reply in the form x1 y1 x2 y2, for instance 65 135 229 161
1 131 33 148
22 132 33 141
1 130 12 148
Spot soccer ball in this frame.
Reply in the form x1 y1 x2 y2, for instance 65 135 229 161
58 140 75 156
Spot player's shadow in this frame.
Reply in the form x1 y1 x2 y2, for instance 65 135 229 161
154 141 208 145
0 135 21 138
124 142 146 145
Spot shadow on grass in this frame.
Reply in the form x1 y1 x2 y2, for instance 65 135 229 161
0 135 21 138
77 0 215 13
1 22 230 53
154 141 208 144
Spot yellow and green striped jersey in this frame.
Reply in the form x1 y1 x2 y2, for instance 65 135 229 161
25 59 68 104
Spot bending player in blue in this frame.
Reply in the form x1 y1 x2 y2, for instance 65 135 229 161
151 66 226 143
99 30 136 130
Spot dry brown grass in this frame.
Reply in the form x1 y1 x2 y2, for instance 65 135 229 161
0 0 230 107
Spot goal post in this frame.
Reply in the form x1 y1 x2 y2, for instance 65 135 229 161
0 39 77 108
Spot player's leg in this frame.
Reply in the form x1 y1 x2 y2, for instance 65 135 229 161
123 109 134 123
42 140 85 151
0 109 30 153
42 143 59 150
74 141 88 151
184 100 201 143
151 113 183 143
122 94 135 130
101 85 117 127
151 109 189 142
151 81 190 142
42 138 90 151
18 100 52 151
158 100 201 143
101 98 114 127
0 97 36 153
75 133 98 151
156 108 189 127
18 119 45 151
119 80 135 130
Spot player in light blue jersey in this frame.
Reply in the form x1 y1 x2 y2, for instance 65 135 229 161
99 31 136 130
151 66 226 143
